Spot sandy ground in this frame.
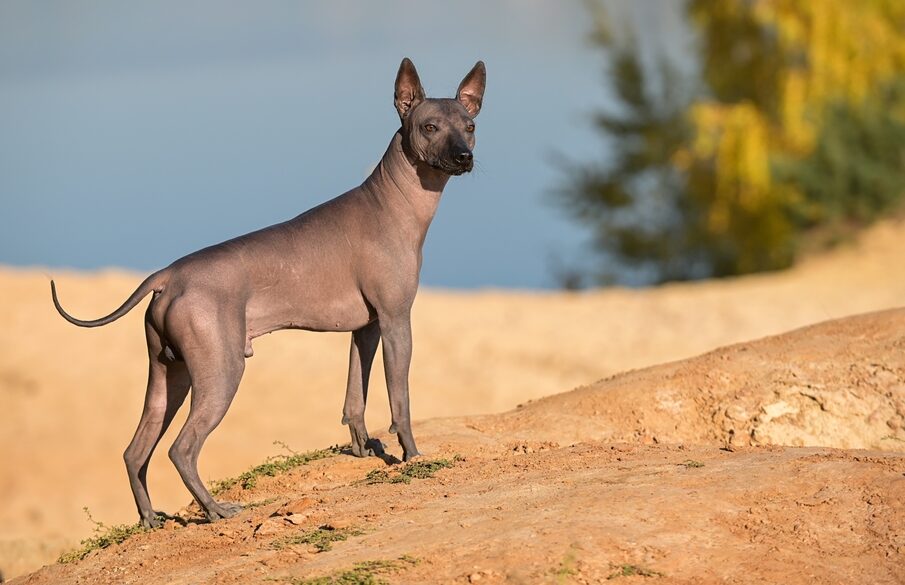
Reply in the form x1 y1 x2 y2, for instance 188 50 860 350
1 218 904 580
9 307 905 585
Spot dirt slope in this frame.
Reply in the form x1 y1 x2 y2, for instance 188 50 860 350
480 307 905 451
9 309 905 585
2 219 904 578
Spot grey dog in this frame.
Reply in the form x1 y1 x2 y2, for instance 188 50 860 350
51 58 485 527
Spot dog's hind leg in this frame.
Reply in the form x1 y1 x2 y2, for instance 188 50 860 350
166 306 246 522
342 320 382 457
124 317 190 528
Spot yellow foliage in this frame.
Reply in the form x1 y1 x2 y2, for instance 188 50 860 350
686 102 776 232
684 0 905 252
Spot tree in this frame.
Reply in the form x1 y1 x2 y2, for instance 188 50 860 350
557 0 905 286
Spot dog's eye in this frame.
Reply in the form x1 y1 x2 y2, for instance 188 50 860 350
466 124 475 133
423 123 437 133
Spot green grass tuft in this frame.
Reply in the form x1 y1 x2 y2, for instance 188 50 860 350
552 549 578 583
245 497 280 509
210 442 345 495
287 556 419 585
680 459 705 469
362 457 458 485
57 508 150 564
607 564 664 579
272 525 364 553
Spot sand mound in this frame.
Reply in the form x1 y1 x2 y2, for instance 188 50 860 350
470 308 905 451
11 309 905 585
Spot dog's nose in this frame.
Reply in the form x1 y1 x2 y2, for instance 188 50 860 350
456 151 473 164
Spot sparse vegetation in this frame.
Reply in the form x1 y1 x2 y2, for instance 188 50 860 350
552 549 579 583
272 525 364 553
286 556 419 585
680 460 705 469
361 457 458 485
607 564 663 580
245 497 280 509
210 442 345 495
57 508 150 564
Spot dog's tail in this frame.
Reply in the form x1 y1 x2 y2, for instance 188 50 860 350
51 269 168 328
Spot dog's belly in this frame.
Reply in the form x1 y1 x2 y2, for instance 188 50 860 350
245 282 374 337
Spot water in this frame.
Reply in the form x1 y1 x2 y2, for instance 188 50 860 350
0 1 691 288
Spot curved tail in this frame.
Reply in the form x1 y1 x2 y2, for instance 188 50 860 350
50 270 168 328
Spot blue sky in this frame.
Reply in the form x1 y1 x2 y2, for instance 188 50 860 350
0 1 691 288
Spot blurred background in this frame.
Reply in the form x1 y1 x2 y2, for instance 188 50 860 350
0 0 693 289
2 0 905 581
3 1 903 289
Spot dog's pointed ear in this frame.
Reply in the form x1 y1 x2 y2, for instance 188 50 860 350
457 61 486 117
395 58 425 121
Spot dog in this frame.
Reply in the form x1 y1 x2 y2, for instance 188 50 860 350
51 58 485 526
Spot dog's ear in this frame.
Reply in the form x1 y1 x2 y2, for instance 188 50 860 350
395 58 425 121
457 61 486 117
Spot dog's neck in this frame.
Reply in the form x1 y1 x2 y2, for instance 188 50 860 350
362 132 450 246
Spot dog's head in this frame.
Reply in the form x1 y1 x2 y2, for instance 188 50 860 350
394 58 485 176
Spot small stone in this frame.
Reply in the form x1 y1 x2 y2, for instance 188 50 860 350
468 572 482 583
324 517 353 530
254 517 288 538
285 513 309 526
725 405 749 421
276 497 316 516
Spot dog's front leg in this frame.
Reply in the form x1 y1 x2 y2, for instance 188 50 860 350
342 320 382 457
380 313 420 461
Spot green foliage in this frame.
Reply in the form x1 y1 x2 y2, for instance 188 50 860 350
778 80 905 229
58 507 150 564
554 6 701 285
607 564 664 579
361 458 457 485
556 0 905 285
272 525 364 553
245 497 280 509
210 442 344 495
287 556 419 585
552 549 579 583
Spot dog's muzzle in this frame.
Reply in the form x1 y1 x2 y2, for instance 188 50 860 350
432 149 473 175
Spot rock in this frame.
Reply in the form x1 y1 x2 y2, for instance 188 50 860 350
254 517 288 538
725 405 750 422
759 400 798 423
323 517 353 530
276 497 316 516
285 514 309 526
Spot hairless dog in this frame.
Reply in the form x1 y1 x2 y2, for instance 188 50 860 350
50 58 485 527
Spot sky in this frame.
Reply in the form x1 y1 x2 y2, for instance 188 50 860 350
0 1 692 288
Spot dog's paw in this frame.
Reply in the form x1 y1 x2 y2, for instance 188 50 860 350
205 501 243 522
141 515 163 529
402 450 423 462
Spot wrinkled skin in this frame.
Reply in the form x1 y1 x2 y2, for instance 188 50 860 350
50 58 486 527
